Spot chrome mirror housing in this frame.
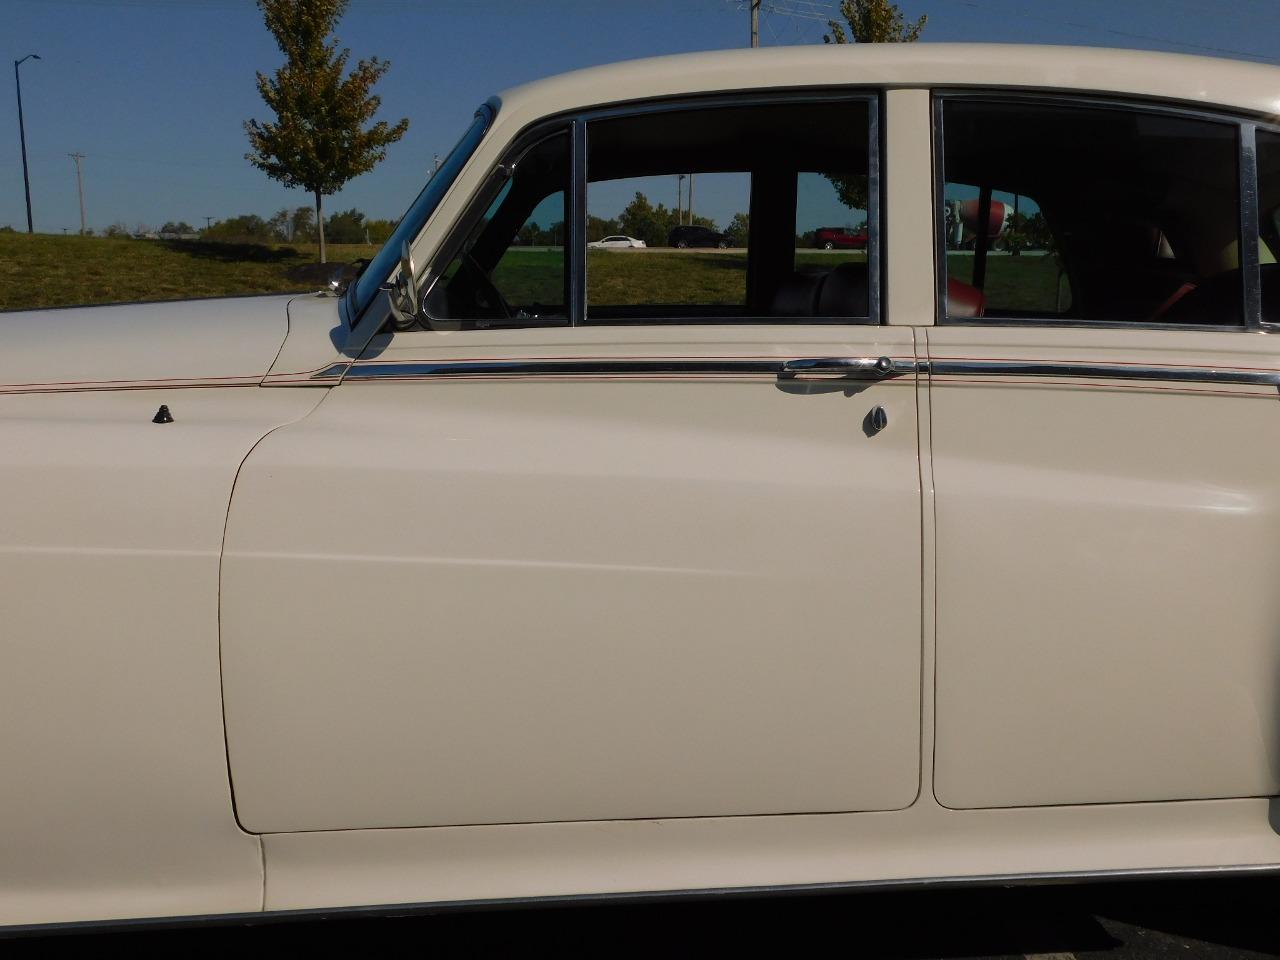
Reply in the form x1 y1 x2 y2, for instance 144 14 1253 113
386 240 421 328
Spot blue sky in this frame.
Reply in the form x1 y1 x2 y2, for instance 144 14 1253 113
3 0 1279 235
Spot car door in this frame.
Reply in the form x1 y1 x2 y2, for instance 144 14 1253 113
927 94 1280 809
219 94 925 834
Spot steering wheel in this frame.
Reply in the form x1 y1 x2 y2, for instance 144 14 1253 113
463 253 513 320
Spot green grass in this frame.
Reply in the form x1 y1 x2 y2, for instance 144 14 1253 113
493 249 870 307
0 232 380 311
947 253 1070 314
1 234 1061 317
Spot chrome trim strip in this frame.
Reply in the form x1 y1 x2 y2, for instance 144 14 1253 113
4 862 1278 938
333 357 914 380
867 93 883 326
1240 122 1263 331
316 357 1280 387
570 119 588 327
928 359 1280 387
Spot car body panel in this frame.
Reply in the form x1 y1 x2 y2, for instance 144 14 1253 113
926 325 1280 809
0 386 323 927
220 325 923 833
0 294 292 393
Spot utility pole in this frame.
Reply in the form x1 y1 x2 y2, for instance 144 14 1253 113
750 0 760 47
68 152 87 235
688 174 695 223
14 53 40 233
204 216 213 231
676 174 685 225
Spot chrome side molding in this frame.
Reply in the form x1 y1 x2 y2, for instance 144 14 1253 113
928 359 1280 388
314 356 1280 388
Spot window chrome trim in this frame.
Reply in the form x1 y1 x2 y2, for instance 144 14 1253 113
932 89 1257 333
570 119 588 326
1240 122 1263 331
866 92 883 327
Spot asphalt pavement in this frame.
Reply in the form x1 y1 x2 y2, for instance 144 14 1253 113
7 876 1280 957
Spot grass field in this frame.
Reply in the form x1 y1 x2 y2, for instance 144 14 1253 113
0 232 380 311
0 233 1064 316
947 252 1068 314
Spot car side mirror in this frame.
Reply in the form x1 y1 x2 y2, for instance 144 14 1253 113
385 239 422 328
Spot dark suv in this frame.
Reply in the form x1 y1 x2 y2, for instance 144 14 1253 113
668 225 732 248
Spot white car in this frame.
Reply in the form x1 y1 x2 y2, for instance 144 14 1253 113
588 234 647 248
4 43 1280 933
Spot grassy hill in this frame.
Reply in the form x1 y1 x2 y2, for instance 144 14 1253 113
0 232 380 311
0 232 1060 315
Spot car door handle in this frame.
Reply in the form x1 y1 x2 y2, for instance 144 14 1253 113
780 356 904 379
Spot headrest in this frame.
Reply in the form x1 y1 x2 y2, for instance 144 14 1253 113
817 262 869 317
947 277 986 318
771 272 825 317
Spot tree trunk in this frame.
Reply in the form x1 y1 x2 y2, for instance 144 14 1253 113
315 190 326 264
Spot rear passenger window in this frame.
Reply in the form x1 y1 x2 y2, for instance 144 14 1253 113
939 99 1242 327
585 99 874 324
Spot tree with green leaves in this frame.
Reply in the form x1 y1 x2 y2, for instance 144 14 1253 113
821 0 925 209
245 0 408 263
822 0 927 44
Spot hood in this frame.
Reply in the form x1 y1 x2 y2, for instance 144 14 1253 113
0 294 294 395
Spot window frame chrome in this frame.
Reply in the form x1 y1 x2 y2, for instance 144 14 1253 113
931 89 1266 335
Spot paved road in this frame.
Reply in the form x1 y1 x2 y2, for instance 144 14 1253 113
9 876 1280 957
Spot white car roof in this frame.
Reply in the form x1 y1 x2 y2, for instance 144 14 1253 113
492 44 1280 136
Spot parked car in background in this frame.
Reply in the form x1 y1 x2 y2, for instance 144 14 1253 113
588 235 647 248
814 225 868 249
668 223 731 248
4 43 1280 935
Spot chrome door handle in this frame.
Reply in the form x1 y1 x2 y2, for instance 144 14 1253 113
780 356 902 379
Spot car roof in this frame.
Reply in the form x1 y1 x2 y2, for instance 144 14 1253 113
492 44 1280 135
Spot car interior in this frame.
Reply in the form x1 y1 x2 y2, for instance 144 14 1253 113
942 98 1268 326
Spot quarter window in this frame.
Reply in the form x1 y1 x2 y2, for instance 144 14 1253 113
425 131 570 329
938 98 1242 327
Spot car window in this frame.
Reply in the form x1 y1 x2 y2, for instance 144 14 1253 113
584 98 873 324
1258 129 1280 323
424 131 569 329
939 98 1242 327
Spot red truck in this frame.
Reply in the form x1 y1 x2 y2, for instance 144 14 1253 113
813 226 868 249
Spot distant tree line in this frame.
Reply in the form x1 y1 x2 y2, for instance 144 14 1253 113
202 206 398 244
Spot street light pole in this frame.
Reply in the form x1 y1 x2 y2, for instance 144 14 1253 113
14 53 40 234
